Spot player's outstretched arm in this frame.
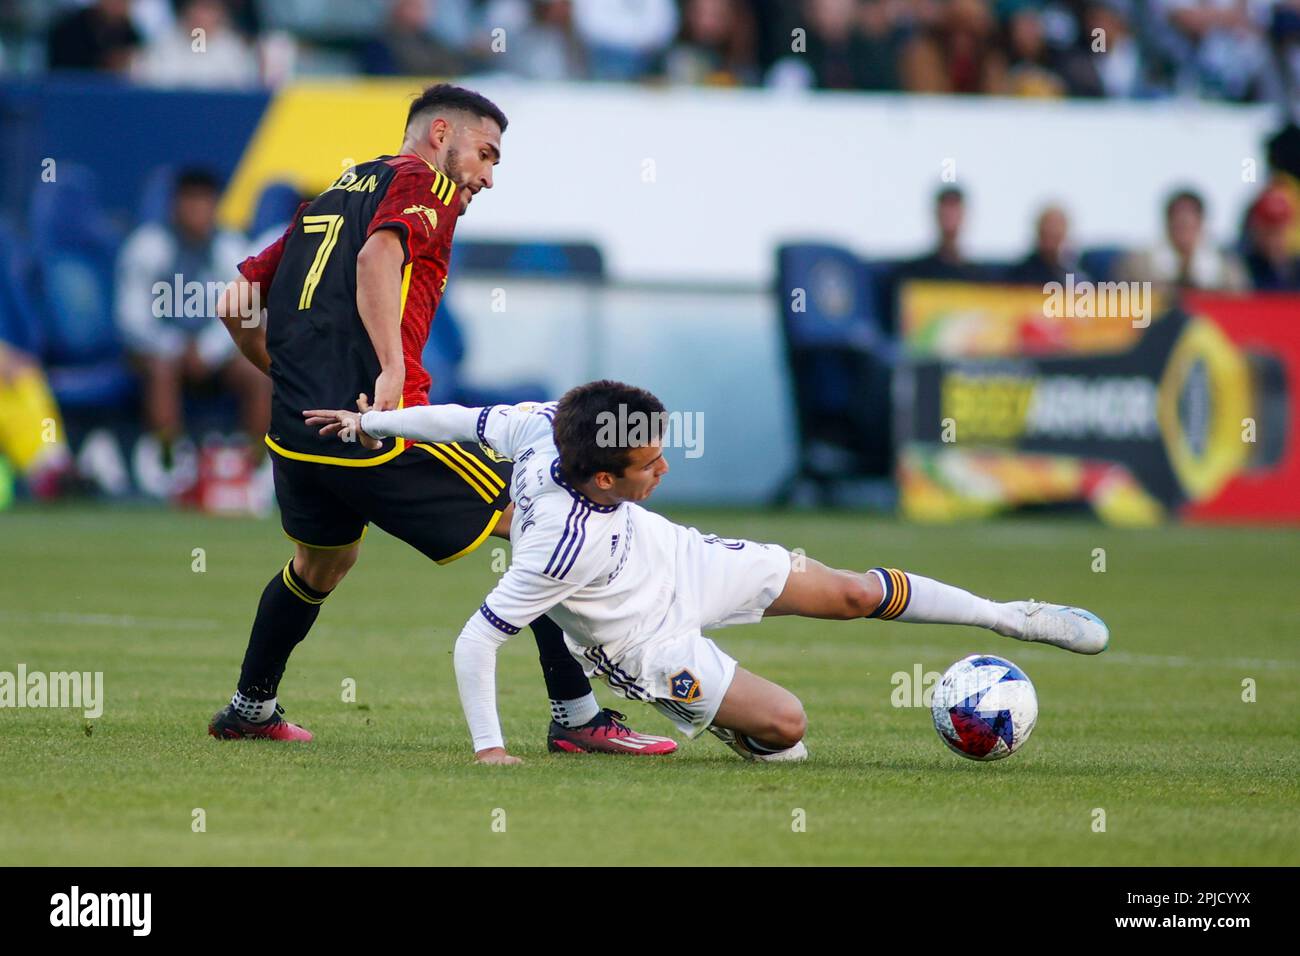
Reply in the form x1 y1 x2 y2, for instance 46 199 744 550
454 613 519 764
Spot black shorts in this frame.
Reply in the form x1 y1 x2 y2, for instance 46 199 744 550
270 440 512 563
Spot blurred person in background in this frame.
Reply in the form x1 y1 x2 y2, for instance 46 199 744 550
1121 187 1248 291
115 168 268 468
1008 204 1089 284
1060 0 1155 98
571 0 678 81
766 0 904 90
1152 0 1273 101
986 0 1069 97
46 0 142 72
662 0 758 86
362 0 484 77
1268 1 1300 106
0 342 75 504
480 0 586 81
1242 184 1300 290
134 0 259 88
900 0 1002 94
896 186 989 282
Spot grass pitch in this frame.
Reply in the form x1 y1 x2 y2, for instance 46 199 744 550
1 504 1297 866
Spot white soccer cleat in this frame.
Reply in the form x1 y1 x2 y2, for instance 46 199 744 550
997 600 1109 655
709 727 809 762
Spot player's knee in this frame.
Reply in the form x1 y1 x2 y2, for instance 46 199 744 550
768 696 807 748
842 574 881 619
295 545 358 591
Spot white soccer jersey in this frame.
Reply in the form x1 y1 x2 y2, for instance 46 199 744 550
359 401 790 750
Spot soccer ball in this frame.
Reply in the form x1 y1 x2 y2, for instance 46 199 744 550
931 654 1038 760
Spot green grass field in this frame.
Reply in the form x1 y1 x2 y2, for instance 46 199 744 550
1 504 1297 866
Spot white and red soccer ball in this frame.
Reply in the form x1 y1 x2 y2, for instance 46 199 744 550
931 654 1038 760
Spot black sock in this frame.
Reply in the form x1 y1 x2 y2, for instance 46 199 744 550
237 559 331 700
531 614 592 701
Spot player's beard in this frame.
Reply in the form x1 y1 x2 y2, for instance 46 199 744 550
445 146 468 215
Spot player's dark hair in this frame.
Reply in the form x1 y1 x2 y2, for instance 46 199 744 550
405 83 508 135
1165 188 1205 220
553 380 666 484
936 186 964 205
173 167 220 195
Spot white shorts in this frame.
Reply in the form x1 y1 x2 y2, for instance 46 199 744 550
570 528 791 737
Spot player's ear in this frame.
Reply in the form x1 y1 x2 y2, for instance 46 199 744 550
593 472 615 491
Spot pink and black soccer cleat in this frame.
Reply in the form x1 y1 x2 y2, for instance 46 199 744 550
547 708 677 755
208 703 313 742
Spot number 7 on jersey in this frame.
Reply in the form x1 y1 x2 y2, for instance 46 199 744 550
297 214 344 310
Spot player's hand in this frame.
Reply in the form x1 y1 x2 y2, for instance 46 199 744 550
474 747 522 766
372 367 404 411
302 408 382 449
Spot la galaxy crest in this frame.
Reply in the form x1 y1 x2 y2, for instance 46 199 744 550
669 669 701 703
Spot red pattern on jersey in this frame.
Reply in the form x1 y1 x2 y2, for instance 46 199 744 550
237 202 306 288
367 155 459 409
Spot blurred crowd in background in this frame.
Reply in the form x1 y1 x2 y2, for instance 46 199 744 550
3 0 1300 513
2 0 1300 104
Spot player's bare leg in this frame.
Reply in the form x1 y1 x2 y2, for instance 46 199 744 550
209 540 361 741
764 557 1108 654
708 666 808 761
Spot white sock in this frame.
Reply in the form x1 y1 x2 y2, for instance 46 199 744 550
231 690 277 723
551 692 600 728
868 568 1004 630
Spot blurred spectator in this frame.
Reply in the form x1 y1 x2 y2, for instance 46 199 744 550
767 0 903 91
1270 2 1300 107
362 0 483 77
571 0 678 81
987 2 1068 97
896 186 991 281
900 0 1001 94
134 0 259 89
1152 0 1273 101
46 0 142 73
662 0 758 86
1060 0 1153 98
482 0 586 81
0 343 75 502
114 168 267 462
1121 188 1248 291
1242 185 1300 290
1008 204 1089 284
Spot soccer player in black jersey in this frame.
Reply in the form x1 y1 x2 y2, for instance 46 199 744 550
207 84 675 756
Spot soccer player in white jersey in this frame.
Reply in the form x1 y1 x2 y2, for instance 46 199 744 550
305 381 1109 765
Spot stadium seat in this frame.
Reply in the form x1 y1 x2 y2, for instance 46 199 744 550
136 164 177 226
0 217 44 356
773 244 898 507
26 164 135 408
249 181 303 238
1079 246 1129 283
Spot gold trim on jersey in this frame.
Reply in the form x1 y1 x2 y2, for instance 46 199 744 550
414 442 498 503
